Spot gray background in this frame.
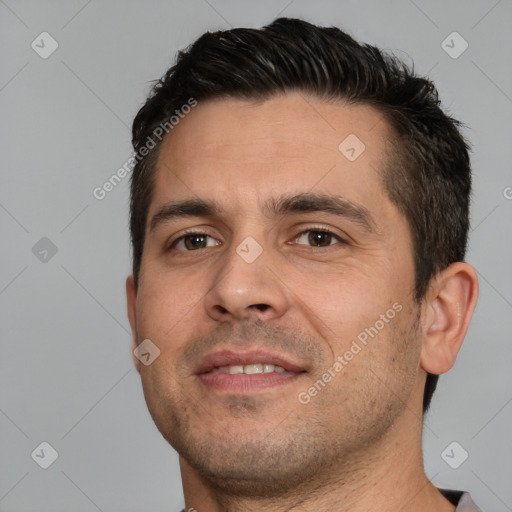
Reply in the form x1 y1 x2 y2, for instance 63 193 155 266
1 0 511 510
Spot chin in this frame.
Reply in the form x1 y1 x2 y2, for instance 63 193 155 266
168 421 336 498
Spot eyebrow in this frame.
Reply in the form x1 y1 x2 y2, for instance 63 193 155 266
266 193 378 233
150 198 221 233
149 193 378 234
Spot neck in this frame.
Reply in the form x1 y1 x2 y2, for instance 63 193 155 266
180 409 456 512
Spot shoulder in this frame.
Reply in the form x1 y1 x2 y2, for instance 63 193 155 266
439 488 485 511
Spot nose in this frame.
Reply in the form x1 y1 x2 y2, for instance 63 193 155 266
204 238 290 322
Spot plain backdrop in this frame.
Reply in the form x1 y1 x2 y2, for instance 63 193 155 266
1 1 511 511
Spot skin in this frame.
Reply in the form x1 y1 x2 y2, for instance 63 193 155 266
126 92 478 512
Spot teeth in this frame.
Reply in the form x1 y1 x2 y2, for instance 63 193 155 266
244 363 263 374
218 364 286 374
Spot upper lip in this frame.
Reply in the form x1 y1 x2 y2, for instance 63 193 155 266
195 348 306 374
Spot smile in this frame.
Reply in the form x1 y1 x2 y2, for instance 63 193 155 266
216 363 286 374
196 349 306 393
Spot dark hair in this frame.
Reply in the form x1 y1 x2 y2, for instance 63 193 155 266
130 17 472 415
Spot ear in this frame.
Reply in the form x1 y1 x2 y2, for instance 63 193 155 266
126 275 141 373
420 262 479 375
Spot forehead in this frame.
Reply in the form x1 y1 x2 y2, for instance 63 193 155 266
150 92 394 219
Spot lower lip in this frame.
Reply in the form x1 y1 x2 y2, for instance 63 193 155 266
198 371 301 393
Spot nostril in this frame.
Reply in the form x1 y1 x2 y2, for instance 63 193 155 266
251 304 270 312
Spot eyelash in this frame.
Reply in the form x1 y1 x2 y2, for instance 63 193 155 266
167 226 348 252
168 229 220 252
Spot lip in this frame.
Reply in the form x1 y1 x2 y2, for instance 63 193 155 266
195 348 307 394
195 348 305 375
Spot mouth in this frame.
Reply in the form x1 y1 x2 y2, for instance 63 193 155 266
195 349 307 393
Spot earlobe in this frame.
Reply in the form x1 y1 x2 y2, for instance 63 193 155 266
126 275 141 373
420 262 479 375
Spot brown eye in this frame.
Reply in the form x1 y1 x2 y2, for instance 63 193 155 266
295 230 342 247
308 231 333 246
172 234 219 251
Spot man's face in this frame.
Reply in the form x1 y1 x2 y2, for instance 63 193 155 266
129 92 424 494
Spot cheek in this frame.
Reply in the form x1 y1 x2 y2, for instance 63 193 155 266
136 270 207 338
291 271 415 387
289 266 391 339
139 359 188 442
325 304 420 408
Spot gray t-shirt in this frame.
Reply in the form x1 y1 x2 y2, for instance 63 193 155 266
179 488 484 511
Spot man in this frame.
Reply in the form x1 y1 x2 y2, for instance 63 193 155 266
126 17 481 511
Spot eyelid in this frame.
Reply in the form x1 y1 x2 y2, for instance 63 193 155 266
167 228 221 251
290 224 350 244
165 224 350 252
